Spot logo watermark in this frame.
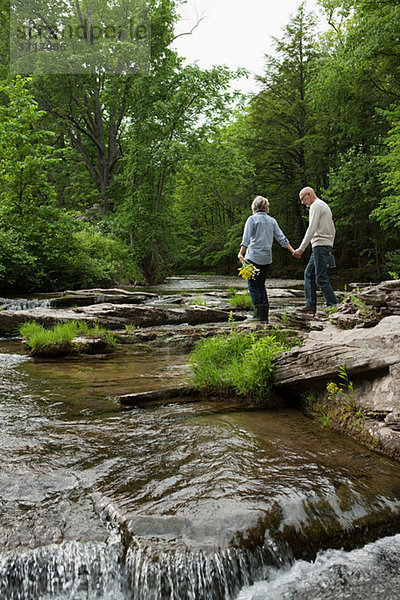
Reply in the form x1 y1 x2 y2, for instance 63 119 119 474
10 0 151 74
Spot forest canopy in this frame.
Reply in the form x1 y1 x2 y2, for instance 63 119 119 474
0 0 399 291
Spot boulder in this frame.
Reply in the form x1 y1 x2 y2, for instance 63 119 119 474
274 316 400 388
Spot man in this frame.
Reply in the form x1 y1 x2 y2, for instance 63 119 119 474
293 187 337 314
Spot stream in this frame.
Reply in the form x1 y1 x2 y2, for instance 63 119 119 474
1 276 400 599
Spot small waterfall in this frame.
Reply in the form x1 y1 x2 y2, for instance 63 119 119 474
0 298 52 311
0 532 126 600
237 533 400 600
125 539 293 600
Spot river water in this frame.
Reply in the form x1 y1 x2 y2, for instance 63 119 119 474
1 276 400 599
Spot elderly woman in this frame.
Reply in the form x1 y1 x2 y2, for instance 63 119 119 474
238 195 295 322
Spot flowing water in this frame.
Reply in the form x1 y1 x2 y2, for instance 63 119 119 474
1 276 400 599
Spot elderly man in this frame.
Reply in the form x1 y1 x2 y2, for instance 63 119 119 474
293 187 337 314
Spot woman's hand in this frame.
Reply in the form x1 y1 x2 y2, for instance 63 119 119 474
238 253 245 262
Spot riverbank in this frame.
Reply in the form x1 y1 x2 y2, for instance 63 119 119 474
274 280 400 461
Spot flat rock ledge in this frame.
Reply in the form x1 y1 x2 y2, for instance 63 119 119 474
274 313 400 460
0 303 242 336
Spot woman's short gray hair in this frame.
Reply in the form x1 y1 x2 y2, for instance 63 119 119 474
252 195 269 213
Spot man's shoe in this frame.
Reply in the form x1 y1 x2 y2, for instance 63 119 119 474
295 305 316 316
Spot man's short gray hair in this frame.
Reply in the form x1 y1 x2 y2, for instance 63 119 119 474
252 195 270 213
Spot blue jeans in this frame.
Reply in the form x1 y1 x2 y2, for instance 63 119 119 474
247 261 270 306
304 246 337 309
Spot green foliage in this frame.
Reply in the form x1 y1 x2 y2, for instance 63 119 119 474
229 292 253 310
0 77 142 291
0 77 76 289
119 61 245 283
314 0 400 276
173 137 253 273
342 289 380 323
20 320 116 356
385 250 400 280
2 0 400 287
371 106 400 232
189 295 208 306
316 410 332 428
190 327 296 403
234 5 323 244
312 366 365 431
323 149 383 271
327 365 354 407
67 229 144 288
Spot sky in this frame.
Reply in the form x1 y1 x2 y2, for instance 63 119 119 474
173 0 325 94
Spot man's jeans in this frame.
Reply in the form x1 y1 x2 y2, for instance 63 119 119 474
304 246 337 309
247 261 270 306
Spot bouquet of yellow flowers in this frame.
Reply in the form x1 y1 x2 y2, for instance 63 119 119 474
238 262 261 280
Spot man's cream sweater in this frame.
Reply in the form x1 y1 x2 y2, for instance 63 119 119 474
299 198 335 252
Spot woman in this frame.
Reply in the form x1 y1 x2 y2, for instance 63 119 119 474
238 196 295 322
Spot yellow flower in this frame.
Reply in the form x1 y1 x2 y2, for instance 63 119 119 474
238 262 260 280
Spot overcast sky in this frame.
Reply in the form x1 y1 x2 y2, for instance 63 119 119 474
173 0 325 94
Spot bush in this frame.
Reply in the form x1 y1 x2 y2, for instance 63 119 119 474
20 320 116 356
190 327 298 403
384 250 400 279
0 78 143 292
68 229 144 289
0 215 144 292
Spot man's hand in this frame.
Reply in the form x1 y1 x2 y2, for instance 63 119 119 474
238 253 245 263
293 248 304 259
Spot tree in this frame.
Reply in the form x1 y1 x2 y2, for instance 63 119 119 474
173 132 254 272
0 77 141 290
313 0 400 275
118 59 244 282
235 4 325 243
0 76 77 288
17 0 176 213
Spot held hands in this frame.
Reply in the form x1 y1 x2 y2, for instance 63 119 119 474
292 249 303 259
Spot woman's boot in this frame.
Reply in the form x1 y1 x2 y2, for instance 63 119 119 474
253 303 269 322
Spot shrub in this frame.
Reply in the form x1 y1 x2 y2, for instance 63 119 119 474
190 326 297 403
67 229 144 289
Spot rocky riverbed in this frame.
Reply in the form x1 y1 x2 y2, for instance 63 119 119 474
1 276 400 599
1 277 399 459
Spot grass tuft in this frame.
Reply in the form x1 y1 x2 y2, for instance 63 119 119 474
20 320 116 356
190 326 299 404
229 292 253 310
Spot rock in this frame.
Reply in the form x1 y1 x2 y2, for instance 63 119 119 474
71 336 113 354
24 335 114 358
117 386 201 407
274 315 400 459
71 304 240 328
49 288 157 308
0 304 242 336
331 279 400 328
64 287 157 297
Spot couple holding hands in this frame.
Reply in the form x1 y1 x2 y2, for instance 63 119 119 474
237 187 337 322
